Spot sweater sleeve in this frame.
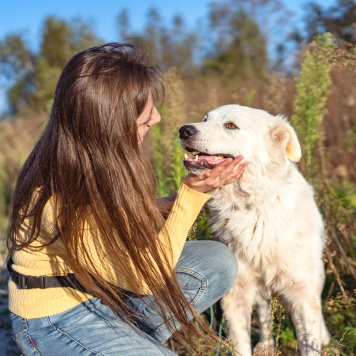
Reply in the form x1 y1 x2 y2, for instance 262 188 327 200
158 184 211 266
83 184 210 294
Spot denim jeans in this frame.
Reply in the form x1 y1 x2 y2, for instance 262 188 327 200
10 240 238 355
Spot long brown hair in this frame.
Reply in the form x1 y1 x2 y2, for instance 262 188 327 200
7 42 213 349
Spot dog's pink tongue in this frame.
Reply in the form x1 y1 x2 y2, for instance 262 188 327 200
198 155 226 165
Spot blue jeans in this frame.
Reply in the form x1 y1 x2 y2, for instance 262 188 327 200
10 241 238 355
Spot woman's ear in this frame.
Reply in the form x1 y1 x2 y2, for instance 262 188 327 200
271 120 302 162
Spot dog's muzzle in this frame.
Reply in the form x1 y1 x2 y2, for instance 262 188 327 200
179 124 234 173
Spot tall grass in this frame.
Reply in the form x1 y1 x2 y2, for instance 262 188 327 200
291 34 332 179
296 34 356 355
0 117 42 241
150 67 187 196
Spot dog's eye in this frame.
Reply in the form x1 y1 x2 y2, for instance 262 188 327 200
224 122 239 129
203 115 208 122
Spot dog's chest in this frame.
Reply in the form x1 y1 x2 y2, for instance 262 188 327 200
207 196 294 265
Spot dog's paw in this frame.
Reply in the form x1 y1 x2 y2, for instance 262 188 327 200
253 340 275 356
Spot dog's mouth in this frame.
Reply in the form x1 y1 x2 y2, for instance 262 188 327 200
183 146 234 170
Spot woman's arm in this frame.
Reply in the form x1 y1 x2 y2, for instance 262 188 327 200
157 156 248 212
157 193 177 214
83 156 248 293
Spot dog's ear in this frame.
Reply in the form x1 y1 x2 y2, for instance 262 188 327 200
271 121 302 162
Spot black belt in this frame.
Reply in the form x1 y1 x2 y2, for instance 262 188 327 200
7 258 89 293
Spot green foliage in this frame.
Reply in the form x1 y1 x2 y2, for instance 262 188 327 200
151 122 169 197
243 89 256 107
0 33 33 80
0 16 102 115
0 151 7 238
344 125 356 153
291 33 333 178
301 0 356 45
313 32 337 49
0 34 36 113
0 118 42 238
279 326 297 347
187 212 213 242
150 67 188 196
170 136 187 192
324 293 356 355
117 8 199 75
290 33 356 354
115 0 292 80
204 4 267 79
34 58 62 113
40 16 75 67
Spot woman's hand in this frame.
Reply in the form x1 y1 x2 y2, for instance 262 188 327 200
183 155 248 193
157 192 177 213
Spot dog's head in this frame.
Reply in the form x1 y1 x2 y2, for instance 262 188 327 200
179 104 301 175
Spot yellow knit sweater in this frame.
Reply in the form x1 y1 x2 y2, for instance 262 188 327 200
9 184 210 319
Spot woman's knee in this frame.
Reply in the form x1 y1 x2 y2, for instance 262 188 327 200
179 240 238 292
207 241 238 289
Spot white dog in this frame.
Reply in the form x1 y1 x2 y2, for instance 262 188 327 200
179 105 330 356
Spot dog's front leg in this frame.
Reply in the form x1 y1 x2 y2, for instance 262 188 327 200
222 277 257 356
289 294 323 356
254 292 274 353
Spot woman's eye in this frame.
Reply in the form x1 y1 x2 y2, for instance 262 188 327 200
224 122 239 129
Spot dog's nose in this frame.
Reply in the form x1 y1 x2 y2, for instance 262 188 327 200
179 125 197 140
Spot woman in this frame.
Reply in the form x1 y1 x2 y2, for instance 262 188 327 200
7 42 247 355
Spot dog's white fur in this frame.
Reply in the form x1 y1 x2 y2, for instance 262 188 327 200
180 105 330 356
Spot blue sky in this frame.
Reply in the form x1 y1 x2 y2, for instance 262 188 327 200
0 0 336 114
